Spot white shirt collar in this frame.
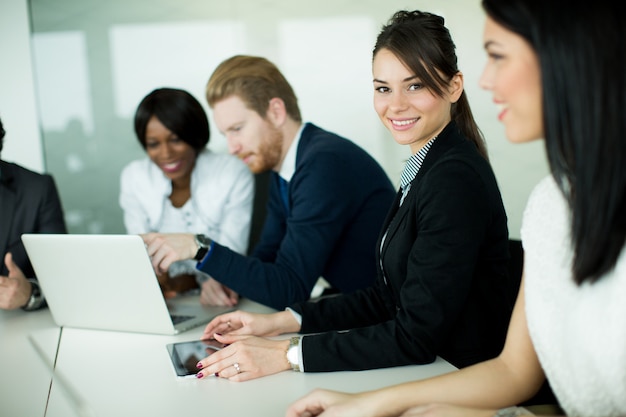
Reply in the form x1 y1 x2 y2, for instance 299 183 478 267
278 122 306 182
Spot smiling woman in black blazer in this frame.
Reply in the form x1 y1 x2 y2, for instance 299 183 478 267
190 10 515 381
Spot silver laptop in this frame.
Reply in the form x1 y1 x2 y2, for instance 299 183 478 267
21 234 234 335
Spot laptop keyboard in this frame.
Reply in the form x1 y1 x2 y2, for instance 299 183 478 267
171 314 194 325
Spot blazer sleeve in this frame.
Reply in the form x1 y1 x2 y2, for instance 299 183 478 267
198 151 365 310
298 158 497 372
8 173 67 279
291 277 396 332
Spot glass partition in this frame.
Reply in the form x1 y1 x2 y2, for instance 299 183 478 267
29 0 412 234
30 0 537 236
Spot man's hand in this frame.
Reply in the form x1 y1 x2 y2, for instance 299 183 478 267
141 233 197 274
0 253 32 310
200 278 239 307
158 272 199 299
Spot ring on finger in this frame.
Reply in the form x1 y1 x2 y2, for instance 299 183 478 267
233 362 241 373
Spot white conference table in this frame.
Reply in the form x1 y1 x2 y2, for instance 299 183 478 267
0 307 61 417
4 296 457 417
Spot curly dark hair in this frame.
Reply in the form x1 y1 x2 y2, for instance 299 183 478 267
134 88 210 153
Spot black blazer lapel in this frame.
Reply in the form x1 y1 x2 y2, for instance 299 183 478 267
379 122 464 257
379 190 408 260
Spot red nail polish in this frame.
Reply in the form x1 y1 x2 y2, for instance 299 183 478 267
196 372 203 379
196 362 203 368
214 372 219 377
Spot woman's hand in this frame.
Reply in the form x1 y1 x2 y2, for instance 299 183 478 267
199 278 238 307
285 389 370 417
286 393 496 417
202 310 299 339
399 404 496 417
195 334 291 382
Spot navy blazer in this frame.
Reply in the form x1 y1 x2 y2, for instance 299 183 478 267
292 122 514 371
0 160 67 279
198 123 396 309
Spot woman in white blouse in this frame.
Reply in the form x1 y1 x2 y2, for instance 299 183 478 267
120 87 254 307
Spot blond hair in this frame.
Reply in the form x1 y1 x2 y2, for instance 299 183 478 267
206 55 301 122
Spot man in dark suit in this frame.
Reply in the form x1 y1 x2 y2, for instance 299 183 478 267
143 55 396 310
0 116 67 310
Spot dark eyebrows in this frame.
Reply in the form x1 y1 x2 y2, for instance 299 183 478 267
483 40 497 49
373 75 419 84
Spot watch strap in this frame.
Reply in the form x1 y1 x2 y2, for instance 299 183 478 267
22 279 45 311
194 234 212 261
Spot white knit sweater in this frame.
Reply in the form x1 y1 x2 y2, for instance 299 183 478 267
522 176 626 417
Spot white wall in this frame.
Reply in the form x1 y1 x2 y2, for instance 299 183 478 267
0 0 44 172
3 0 549 238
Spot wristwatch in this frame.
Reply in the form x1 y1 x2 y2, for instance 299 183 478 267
286 336 301 372
194 234 212 261
22 279 45 311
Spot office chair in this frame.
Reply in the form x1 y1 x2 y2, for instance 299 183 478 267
247 171 271 255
